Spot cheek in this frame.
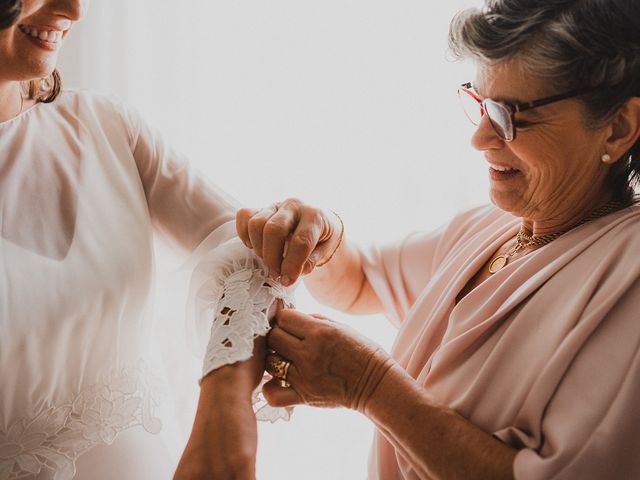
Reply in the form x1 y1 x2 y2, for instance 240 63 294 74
511 128 603 197
0 28 21 60
510 141 557 185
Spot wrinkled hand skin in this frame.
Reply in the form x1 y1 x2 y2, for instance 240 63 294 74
264 310 395 412
236 198 341 286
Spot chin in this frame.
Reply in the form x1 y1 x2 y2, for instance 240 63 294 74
22 65 57 83
490 190 522 216
21 53 59 79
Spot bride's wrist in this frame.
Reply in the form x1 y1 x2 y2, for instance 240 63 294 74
200 335 267 395
201 364 258 397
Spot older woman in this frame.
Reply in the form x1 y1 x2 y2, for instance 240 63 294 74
0 1 292 479
238 0 640 478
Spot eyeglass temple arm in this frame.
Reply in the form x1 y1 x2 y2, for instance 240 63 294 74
513 87 598 113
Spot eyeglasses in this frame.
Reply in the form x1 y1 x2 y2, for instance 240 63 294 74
457 82 595 142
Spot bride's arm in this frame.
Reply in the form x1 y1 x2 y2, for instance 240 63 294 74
174 340 266 480
118 101 290 478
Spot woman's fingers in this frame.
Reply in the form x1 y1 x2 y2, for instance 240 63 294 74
236 207 259 248
267 326 302 360
279 208 326 285
246 204 279 258
262 378 303 407
238 199 339 283
274 308 321 339
261 206 297 277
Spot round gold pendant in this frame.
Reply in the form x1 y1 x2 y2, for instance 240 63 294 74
489 255 508 274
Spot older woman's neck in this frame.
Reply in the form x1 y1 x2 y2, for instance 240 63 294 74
0 80 23 123
522 191 615 236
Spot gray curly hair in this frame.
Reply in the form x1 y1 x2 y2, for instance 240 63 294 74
448 0 640 201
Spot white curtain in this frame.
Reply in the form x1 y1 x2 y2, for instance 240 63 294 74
58 1 484 478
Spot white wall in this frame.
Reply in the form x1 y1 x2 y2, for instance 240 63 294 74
58 1 486 478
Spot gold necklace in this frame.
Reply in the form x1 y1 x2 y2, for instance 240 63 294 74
488 199 628 274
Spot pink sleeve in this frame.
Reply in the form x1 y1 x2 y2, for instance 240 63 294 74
498 279 640 479
120 101 238 252
360 226 447 327
360 205 498 326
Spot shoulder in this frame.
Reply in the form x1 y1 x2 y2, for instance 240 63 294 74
52 89 123 115
588 203 640 272
430 204 515 259
405 204 512 248
51 89 143 148
582 203 640 257
395 204 515 257
388 204 515 280
444 204 514 238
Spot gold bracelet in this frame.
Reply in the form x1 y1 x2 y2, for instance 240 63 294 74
316 211 344 267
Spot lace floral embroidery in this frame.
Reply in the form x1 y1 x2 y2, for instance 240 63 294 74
203 266 293 375
0 364 163 480
206 260 295 423
190 239 295 422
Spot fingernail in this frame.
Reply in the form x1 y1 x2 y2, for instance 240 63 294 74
281 275 291 287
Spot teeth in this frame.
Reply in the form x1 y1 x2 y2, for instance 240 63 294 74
19 25 63 43
490 165 518 172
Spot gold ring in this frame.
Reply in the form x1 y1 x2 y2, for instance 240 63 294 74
266 355 291 382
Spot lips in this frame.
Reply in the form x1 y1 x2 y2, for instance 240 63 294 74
489 164 522 182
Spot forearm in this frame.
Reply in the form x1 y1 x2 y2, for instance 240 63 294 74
201 335 267 392
364 362 517 480
175 348 263 480
304 238 382 314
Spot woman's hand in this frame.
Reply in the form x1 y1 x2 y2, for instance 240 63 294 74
236 198 342 286
263 309 394 411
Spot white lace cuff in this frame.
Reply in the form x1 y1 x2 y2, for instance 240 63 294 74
187 235 295 422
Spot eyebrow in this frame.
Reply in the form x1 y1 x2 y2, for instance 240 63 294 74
473 84 525 105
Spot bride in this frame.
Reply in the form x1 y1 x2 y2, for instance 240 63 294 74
0 0 327 478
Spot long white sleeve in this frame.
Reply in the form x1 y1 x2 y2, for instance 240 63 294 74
186 232 295 422
119 98 295 420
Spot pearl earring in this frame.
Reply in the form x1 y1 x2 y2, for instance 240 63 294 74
601 153 612 163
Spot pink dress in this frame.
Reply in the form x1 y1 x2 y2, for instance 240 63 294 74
362 203 640 479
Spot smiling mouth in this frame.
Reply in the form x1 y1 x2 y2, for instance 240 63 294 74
18 24 66 45
489 165 520 174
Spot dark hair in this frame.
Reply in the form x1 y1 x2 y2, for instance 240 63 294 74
448 0 640 201
0 0 21 29
27 70 63 103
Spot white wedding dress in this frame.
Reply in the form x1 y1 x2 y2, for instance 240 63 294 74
0 91 291 480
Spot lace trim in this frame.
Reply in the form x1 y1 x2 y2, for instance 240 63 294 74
191 239 295 422
0 364 163 480
203 265 293 375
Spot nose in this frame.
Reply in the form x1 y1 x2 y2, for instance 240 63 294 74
470 114 504 152
51 0 86 22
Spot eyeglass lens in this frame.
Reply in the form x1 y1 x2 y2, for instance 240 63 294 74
458 88 515 141
484 100 514 141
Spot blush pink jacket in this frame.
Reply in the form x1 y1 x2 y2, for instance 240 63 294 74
363 203 640 479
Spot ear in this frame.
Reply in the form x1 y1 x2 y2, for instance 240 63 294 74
604 97 640 163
